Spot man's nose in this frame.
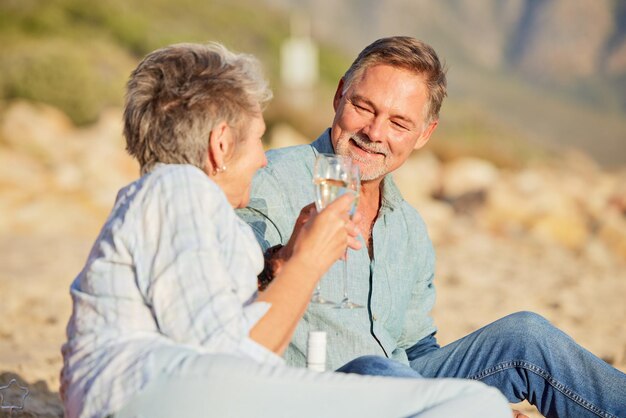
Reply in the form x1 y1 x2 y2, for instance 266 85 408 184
361 116 386 142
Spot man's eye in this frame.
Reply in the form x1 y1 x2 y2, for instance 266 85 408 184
392 121 408 130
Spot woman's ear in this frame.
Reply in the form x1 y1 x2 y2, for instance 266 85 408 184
207 121 233 175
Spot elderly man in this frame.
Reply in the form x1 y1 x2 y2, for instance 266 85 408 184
238 36 626 418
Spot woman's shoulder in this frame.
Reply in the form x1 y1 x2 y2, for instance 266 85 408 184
118 164 229 221
145 164 222 196
149 163 212 185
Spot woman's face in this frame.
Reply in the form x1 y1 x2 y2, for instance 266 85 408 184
220 113 267 209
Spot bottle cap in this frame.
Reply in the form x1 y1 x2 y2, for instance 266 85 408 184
306 331 327 372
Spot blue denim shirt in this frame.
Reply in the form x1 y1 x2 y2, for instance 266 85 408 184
237 129 438 370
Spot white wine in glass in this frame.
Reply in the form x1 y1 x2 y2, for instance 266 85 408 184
314 178 349 210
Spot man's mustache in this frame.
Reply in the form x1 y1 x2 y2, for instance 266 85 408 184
350 134 389 156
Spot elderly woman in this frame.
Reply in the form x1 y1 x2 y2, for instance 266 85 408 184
60 42 510 418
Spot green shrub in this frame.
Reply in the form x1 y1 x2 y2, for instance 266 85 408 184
0 36 136 125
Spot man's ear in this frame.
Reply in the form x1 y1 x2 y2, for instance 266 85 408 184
208 121 233 173
414 119 439 151
333 78 346 111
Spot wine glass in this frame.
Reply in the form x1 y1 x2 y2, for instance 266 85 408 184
335 163 363 309
311 153 352 306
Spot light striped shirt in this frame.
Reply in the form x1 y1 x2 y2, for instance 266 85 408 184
61 164 283 418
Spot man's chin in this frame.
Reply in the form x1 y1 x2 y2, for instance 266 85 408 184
336 144 387 179
358 165 387 182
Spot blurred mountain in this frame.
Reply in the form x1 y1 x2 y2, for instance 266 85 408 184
0 0 624 167
264 0 626 94
262 0 626 167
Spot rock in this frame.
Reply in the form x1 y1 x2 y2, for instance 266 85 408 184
414 198 455 244
607 170 626 216
598 212 626 261
0 148 48 192
440 157 499 198
529 212 589 251
0 101 74 165
482 167 590 250
584 237 615 268
393 151 442 206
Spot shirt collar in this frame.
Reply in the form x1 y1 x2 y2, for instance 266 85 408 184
311 129 404 211
311 128 335 155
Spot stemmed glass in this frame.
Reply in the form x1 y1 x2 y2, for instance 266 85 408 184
311 153 362 308
335 163 363 309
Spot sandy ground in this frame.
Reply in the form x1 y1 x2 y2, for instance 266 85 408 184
1 223 625 417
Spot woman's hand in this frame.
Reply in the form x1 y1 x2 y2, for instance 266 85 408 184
289 194 361 277
292 194 361 275
272 198 361 277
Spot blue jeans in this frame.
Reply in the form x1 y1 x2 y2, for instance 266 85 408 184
338 311 626 418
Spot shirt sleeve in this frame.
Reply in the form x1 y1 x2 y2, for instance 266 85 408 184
139 167 283 365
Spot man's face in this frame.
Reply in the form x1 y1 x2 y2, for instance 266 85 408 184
331 64 438 182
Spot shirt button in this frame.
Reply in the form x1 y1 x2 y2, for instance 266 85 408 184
372 315 377 321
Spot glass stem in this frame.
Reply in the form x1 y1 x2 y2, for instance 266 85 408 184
342 249 349 302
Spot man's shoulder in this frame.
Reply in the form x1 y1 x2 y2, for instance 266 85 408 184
383 177 429 229
266 143 315 166
246 143 315 205
253 143 315 184
399 200 428 225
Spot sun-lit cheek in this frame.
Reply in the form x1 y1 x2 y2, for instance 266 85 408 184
340 107 365 128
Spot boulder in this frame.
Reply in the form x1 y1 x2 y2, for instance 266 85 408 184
393 151 442 206
0 100 74 165
440 157 499 198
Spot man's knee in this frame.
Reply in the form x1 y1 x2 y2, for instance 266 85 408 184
497 311 554 334
494 311 554 340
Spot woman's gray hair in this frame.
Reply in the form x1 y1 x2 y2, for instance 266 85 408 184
342 36 447 124
124 42 272 174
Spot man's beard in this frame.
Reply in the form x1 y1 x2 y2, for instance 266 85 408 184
336 133 390 181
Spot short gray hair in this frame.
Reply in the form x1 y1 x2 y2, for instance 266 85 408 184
342 36 447 124
124 42 272 174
